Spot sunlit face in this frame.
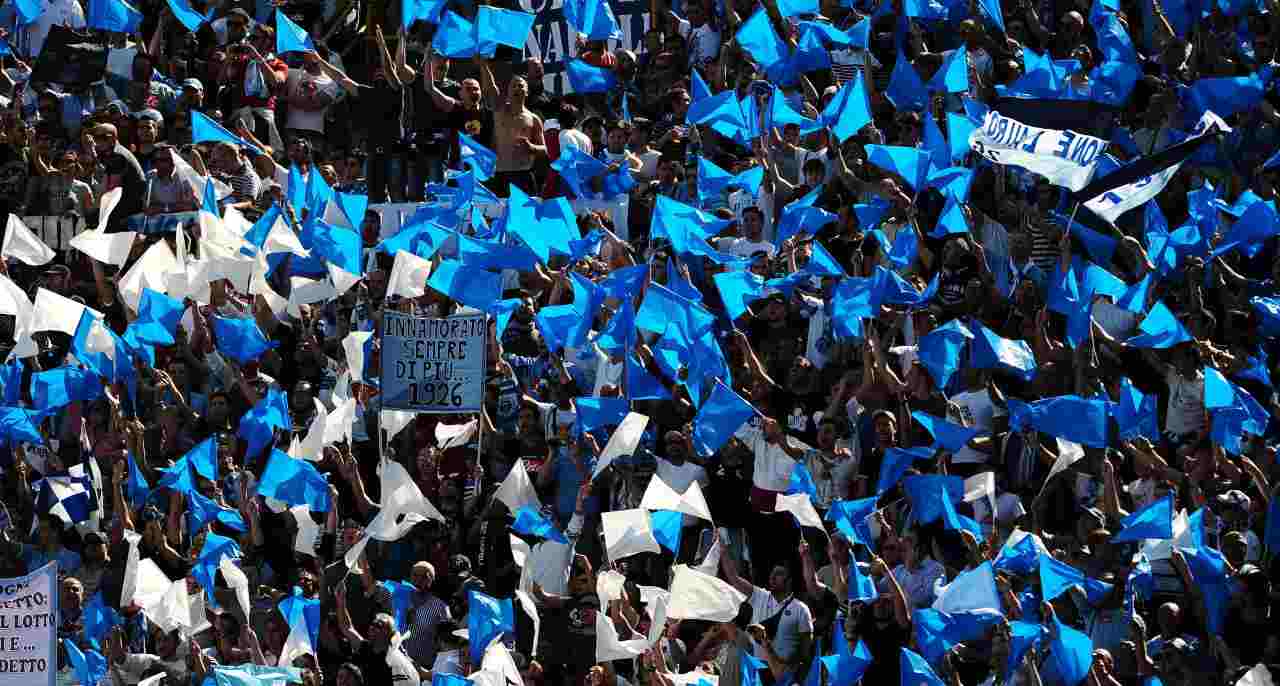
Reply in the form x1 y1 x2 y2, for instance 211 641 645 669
508 77 528 100
461 79 482 106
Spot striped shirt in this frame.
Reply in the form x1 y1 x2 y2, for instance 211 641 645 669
220 159 262 203
400 591 451 668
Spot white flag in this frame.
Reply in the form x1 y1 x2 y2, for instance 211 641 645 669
601 508 660 560
70 229 137 266
386 249 434 300
2 215 55 265
594 413 649 479
666 564 747 622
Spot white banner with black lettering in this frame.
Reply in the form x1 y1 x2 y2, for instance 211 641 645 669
969 111 1107 191
0 562 57 686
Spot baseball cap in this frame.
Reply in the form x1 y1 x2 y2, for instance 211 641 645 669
182 78 204 92
449 554 472 576
1215 489 1251 513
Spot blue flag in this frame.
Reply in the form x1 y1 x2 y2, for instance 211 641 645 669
900 648 946 686
929 193 969 238
212 315 276 364
821 71 873 142
912 411 982 452
476 7 536 55
928 46 969 94
994 534 1041 575
512 505 569 543
275 9 315 54
903 474 964 525
12 0 41 23
713 270 766 322
457 131 496 181
565 59 618 93
736 9 788 70
876 446 933 495
551 144 609 197
257 450 331 512
468 590 515 662
563 0 621 40
917 319 973 390
165 0 211 33
31 366 103 414
427 260 503 311
191 111 260 153
969 323 1036 381
886 52 929 112
402 0 445 27
63 640 108 686
865 145 931 191
125 452 150 509
1125 300 1192 349
1113 376 1159 441
1047 615 1093 686
432 10 478 57
87 0 142 33
187 489 248 532
1112 493 1173 542
977 0 1005 31
1039 553 1113 603
826 497 877 546
238 387 291 460
691 381 757 456
1008 395 1110 448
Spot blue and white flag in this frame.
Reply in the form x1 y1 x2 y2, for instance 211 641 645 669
968 110 1107 191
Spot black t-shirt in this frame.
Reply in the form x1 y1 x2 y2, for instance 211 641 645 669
354 640 394 685
361 80 405 146
412 76 459 145
445 106 495 164
103 144 146 229
772 390 826 445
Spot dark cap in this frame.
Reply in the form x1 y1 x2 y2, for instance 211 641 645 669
227 8 251 20
83 531 107 545
449 554 472 575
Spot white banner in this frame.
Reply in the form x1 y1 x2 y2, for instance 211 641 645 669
1083 111 1230 223
969 111 1106 191
380 312 487 414
0 562 57 686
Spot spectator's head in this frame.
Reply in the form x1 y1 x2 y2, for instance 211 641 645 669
789 355 818 393
802 157 825 187
288 136 313 165
211 142 242 174
35 514 62 547
670 88 691 117
252 24 275 55
61 577 84 612
208 391 231 425
181 78 204 107
410 561 437 592
37 93 60 123
134 113 162 146
605 121 630 153
226 8 252 44
663 429 688 461
782 123 801 146
644 28 663 54
336 663 365 686
1061 11 1085 37
524 59 543 83
766 564 791 595
460 78 482 108
871 409 897 448
657 156 679 184
83 530 108 565
89 124 119 156
506 75 529 104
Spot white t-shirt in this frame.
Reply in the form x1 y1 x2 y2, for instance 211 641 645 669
1163 368 1205 436
284 69 339 133
947 389 1005 464
717 237 776 259
560 128 593 155
747 588 814 662
727 188 775 241
677 22 721 67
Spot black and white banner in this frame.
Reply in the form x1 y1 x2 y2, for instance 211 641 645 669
1077 111 1230 223
968 110 1108 192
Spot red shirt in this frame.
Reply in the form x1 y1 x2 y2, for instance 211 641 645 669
226 53 288 111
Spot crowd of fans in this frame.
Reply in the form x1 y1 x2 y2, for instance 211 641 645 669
0 0 1277 686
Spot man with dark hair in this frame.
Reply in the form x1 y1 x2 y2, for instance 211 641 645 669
91 123 147 230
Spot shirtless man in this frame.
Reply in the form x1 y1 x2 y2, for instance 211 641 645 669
475 57 547 197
